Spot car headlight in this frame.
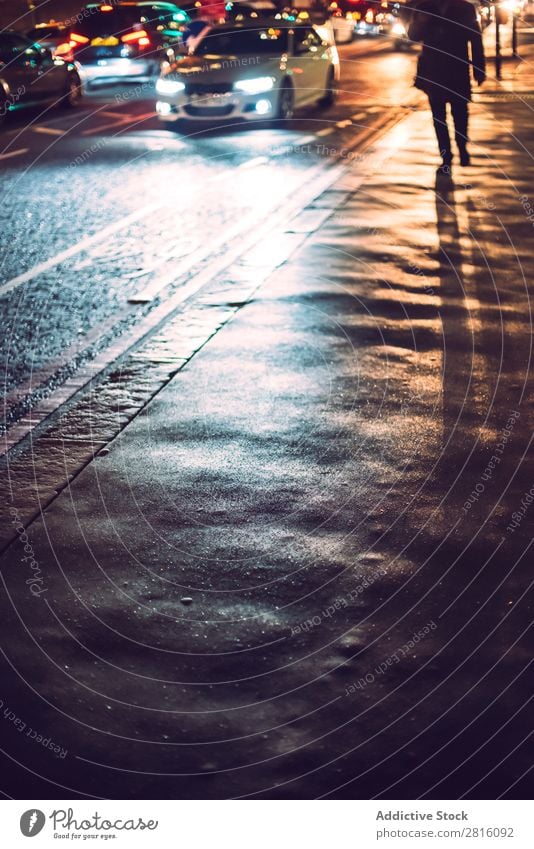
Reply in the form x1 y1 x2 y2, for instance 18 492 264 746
392 21 406 35
156 77 185 95
234 76 274 95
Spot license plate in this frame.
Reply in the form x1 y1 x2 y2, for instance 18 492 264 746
191 93 231 108
91 36 119 46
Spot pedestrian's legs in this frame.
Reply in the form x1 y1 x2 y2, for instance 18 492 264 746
451 97 470 164
428 97 452 165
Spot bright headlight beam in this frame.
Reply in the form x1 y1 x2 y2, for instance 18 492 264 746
156 78 185 95
234 76 274 95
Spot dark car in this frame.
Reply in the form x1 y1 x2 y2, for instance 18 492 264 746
26 21 70 55
67 2 190 88
0 31 81 125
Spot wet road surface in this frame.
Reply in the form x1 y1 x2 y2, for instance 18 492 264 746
1 38 419 435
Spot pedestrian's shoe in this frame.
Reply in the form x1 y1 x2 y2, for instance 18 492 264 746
458 146 471 166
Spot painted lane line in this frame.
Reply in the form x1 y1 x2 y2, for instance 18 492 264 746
0 148 29 161
33 126 65 136
336 119 353 128
295 135 316 145
239 156 269 169
316 127 335 137
81 111 156 136
100 110 131 118
129 216 263 304
0 203 161 299
351 112 367 121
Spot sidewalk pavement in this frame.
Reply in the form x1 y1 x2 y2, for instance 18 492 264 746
1 86 533 800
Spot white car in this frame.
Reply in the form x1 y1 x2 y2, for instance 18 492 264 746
330 13 355 43
155 22 340 124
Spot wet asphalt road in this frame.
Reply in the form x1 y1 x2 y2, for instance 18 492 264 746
0 37 418 432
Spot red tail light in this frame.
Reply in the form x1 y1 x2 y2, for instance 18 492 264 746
55 40 75 57
70 32 90 44
121 29 149 43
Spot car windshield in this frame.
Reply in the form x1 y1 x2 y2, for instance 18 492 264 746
73 9 143 38
194 27 289 55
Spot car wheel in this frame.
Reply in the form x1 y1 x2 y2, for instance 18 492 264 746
62 75 82 108
319 67 337 108
275 81 294 123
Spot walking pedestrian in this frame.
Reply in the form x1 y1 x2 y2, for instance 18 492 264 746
408 0 486 173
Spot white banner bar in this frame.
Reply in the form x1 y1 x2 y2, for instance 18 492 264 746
2 800 533 847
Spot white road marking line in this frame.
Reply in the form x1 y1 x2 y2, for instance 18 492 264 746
316 127 335 137
351 112 367 121
2 148 271 303
295 135 316 145
0 147 29 161
100 110 130 118
239 156 269 169
82 111 156 136
33 126 65 136
128 216 260 303
336 119 353 128
0 203 160 299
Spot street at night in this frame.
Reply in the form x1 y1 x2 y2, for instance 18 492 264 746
1 0 534 825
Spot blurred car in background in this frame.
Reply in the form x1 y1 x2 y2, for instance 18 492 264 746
0 30 81 125
325 0 385 40
59 2 189 87
225 0 279 19
26 21 70 56
375 1 412 49
327 2 355 41
155 22 339 125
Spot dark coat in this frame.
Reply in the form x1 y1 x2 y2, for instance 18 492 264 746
408 0 486 101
